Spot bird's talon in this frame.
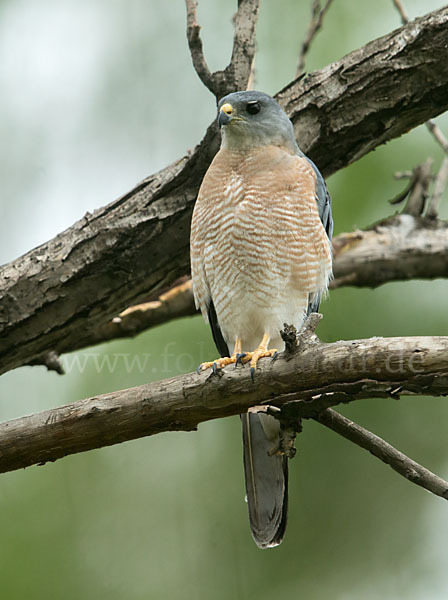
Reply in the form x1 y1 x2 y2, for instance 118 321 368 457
250 367 255 382
271 351 279 362
235 352 247 367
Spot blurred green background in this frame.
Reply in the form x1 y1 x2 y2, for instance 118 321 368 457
1 1 448 598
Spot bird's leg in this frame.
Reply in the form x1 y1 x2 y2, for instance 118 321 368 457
197 338 242 373
240 332 278 380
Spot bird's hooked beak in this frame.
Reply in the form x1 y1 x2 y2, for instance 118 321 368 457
218 103 233 127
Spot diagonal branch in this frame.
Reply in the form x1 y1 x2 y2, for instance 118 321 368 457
0 332 447 477
47 212 447 358
315 408 448 500
65 278 197 356
1 6 448 376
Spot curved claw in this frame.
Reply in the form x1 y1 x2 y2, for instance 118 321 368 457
196 364 202 375
212 362 219 374
271 351 279 362
250 366 256 382
235 352 247 367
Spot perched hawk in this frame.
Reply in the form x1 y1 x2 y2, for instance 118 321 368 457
190 91 333 548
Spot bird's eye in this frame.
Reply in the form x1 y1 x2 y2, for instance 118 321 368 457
246 101 261 115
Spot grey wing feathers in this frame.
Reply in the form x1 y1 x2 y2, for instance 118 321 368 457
305 156 333 314
306 156 333 240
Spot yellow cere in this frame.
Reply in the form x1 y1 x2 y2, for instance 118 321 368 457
220 103 233 115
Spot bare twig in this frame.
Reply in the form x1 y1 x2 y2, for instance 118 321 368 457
391 0 448 218
296 0 335 77
392 0 409 24
426 119 448 153
29 351 65 375
316 408 448 500
390 159 433 216
0 334 447 476
425 120 448 218
185 0 215 93
185 0 260 99
428 156 448 218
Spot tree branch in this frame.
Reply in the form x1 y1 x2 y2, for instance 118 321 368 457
315 408 448 500
296 0 335 78
278 6 448 174
67 279 197 353
186 0 259 99
391 0 448 219
185 0 215 93
0 332 447 475
1 7 448 376
331 214 448 289
62 213 447 355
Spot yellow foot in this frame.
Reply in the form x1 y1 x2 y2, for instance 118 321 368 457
197 338 243 374
196 335 278 380
197 354 238 374
242 348 278 381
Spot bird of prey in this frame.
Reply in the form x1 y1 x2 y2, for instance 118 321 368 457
190 91 333 548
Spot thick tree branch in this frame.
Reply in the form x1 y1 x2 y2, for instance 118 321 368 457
1 7 448 376
315 408 448 500
331 214 448 289
277 7 448 175
391 0 448 219
0 333 447 476
68 279 197 353
65 214 447 353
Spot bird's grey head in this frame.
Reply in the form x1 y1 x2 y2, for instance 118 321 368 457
217 91 298 153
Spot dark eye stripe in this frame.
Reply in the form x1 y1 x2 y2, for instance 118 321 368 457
246 101 261 115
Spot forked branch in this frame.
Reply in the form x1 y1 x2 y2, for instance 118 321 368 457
185 0 259 98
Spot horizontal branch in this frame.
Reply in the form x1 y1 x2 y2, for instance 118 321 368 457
0 332 447 474
1 6 448 375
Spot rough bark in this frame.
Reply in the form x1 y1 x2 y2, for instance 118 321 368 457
331 214 448 289
1 7 448 376
277 6 448 174
0 332 447 474
63 214 448 354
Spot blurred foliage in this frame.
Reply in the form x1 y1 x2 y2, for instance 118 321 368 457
0 1 447 598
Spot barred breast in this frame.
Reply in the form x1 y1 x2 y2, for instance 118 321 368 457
190 144 332 352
